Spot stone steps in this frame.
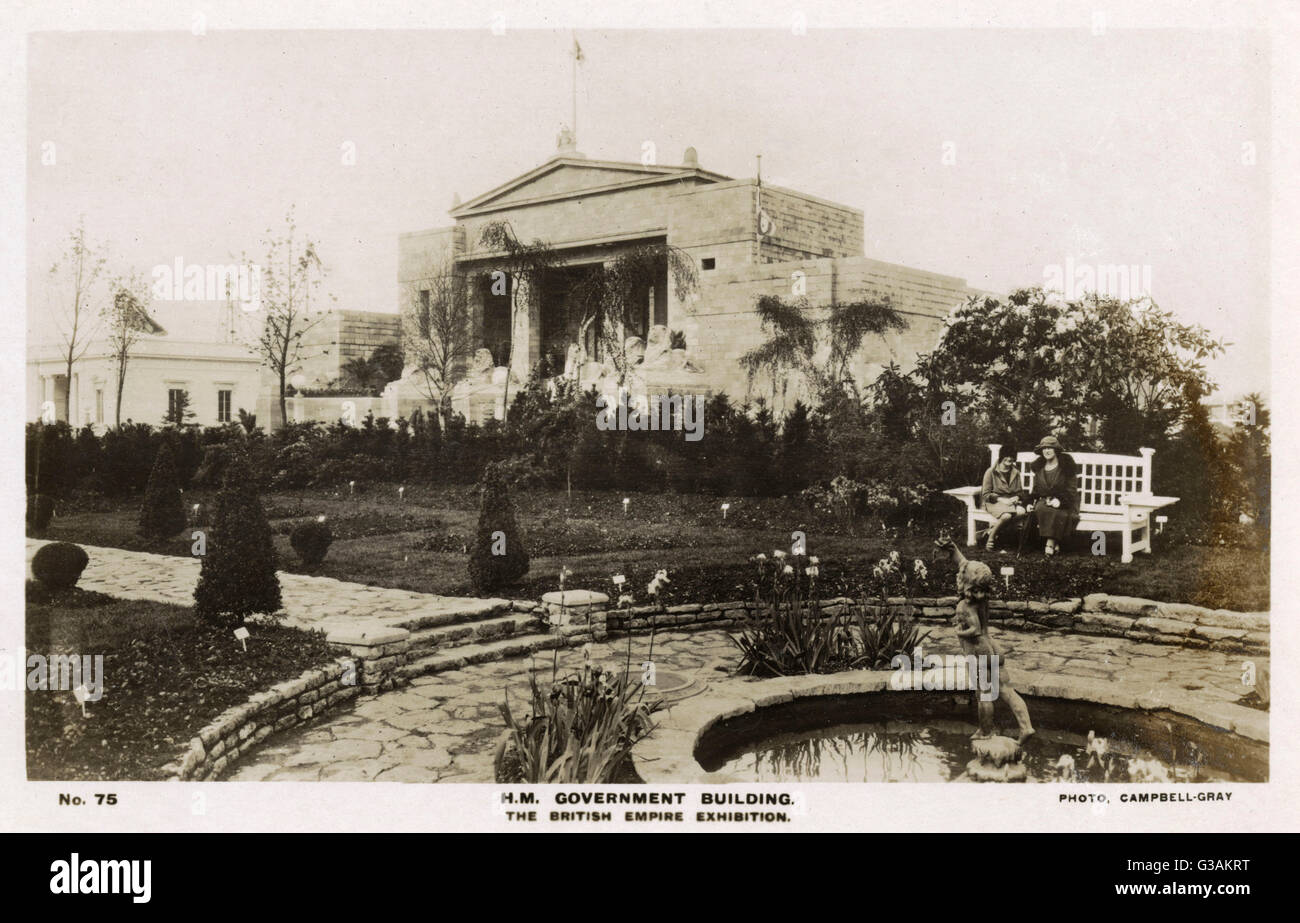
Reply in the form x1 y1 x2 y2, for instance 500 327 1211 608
394 599 513 631
398 631 567 680
406 612 541 653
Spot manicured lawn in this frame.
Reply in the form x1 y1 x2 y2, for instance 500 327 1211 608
25 582 335 781
40 486 1270 612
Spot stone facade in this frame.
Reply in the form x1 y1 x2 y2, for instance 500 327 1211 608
396 137 983 414
290 309 402 389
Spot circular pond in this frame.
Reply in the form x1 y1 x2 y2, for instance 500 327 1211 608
691 691 1267 783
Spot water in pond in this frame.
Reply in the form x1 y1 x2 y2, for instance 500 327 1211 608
706 718 1234 783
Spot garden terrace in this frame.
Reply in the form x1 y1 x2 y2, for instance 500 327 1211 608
38 486 1269 612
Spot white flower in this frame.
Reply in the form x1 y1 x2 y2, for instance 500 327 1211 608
872 566 884 580
756 553 768 562
618 593 635 607
783 564 795 576
773 550 787 559
889 550 901 564
808 556 819 565
806 566 819 578
317 515 327 523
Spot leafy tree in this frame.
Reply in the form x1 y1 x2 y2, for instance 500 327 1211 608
914 288 1226 450
739 294 906 407
138 441 187 538
194 452 282 623
564 243 698 383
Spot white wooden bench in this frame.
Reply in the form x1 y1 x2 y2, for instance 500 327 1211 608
943 444 1179 562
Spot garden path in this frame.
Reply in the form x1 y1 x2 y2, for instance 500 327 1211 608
227 623 1266 783
25 539 506 633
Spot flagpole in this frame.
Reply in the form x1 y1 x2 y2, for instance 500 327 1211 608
571 34 578 140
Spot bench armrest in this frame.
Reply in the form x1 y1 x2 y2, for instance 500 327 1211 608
1120 494 1179 511
943 486 980 511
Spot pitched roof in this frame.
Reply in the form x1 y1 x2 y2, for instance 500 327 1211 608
450 156 731 218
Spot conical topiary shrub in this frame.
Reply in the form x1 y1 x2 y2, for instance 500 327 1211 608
468 462 529 594
138 441 188 538
194 452 282 624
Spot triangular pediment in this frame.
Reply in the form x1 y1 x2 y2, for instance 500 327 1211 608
453 157 729 217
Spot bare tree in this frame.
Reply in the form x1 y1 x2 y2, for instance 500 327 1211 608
478 220 559 419
401 255 472 424
243 207 333 427
103 269 161 426
47 219 108 423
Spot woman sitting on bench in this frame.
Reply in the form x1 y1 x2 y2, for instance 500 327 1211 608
980 445 1027 551
1029 435 1080 556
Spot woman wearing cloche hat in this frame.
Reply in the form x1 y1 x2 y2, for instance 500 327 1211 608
1028 435 1079 556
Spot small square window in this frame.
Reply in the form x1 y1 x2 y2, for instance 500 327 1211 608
701 258 716 270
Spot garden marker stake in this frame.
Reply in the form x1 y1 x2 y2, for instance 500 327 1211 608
1000 565 1014 591
398 486 405 503
622 497 629 517
1156 515 1168 534
721 502 730 520
349 480 355 496
233 626 250 652
73 684 90 717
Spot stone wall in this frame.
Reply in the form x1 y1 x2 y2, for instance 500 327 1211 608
539 592 1269 654
290 310 402 388
166 625 411 781
678 255 974 403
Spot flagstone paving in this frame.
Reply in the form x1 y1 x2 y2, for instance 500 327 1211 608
227 623 1268 782
26 540 1267 782
25 539 504 633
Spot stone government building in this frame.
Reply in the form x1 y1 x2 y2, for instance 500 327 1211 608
391 132 983 421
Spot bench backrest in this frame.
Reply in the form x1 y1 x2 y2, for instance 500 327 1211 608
989 444 1154 513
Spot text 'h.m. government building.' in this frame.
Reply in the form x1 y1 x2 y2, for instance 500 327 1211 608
393 129 982 421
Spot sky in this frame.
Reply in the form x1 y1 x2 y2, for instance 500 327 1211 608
26 27 1271 396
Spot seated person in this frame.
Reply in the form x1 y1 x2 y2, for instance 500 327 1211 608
980 445 1027 551
1028 435 1080 556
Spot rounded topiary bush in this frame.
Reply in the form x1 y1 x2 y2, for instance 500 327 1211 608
290 520 333 568
193 452 282 625
31 542 89 590
138 441 187 538
26 493 55 533
468 461 529 593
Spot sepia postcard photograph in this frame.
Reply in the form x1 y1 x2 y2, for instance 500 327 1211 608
3 0 1297 854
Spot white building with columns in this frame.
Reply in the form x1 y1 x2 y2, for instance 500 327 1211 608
28 336 266 430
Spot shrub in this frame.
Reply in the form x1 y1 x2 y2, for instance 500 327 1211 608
468 462 530 593
496 660 660 783
270 439 318 489
31 542 89 590
194 453 282 624
138 442 188 538
26 493 55 533
732 550 930 676
290 520 333 568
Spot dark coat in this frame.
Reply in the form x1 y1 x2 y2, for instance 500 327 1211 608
1029 452 1079 510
